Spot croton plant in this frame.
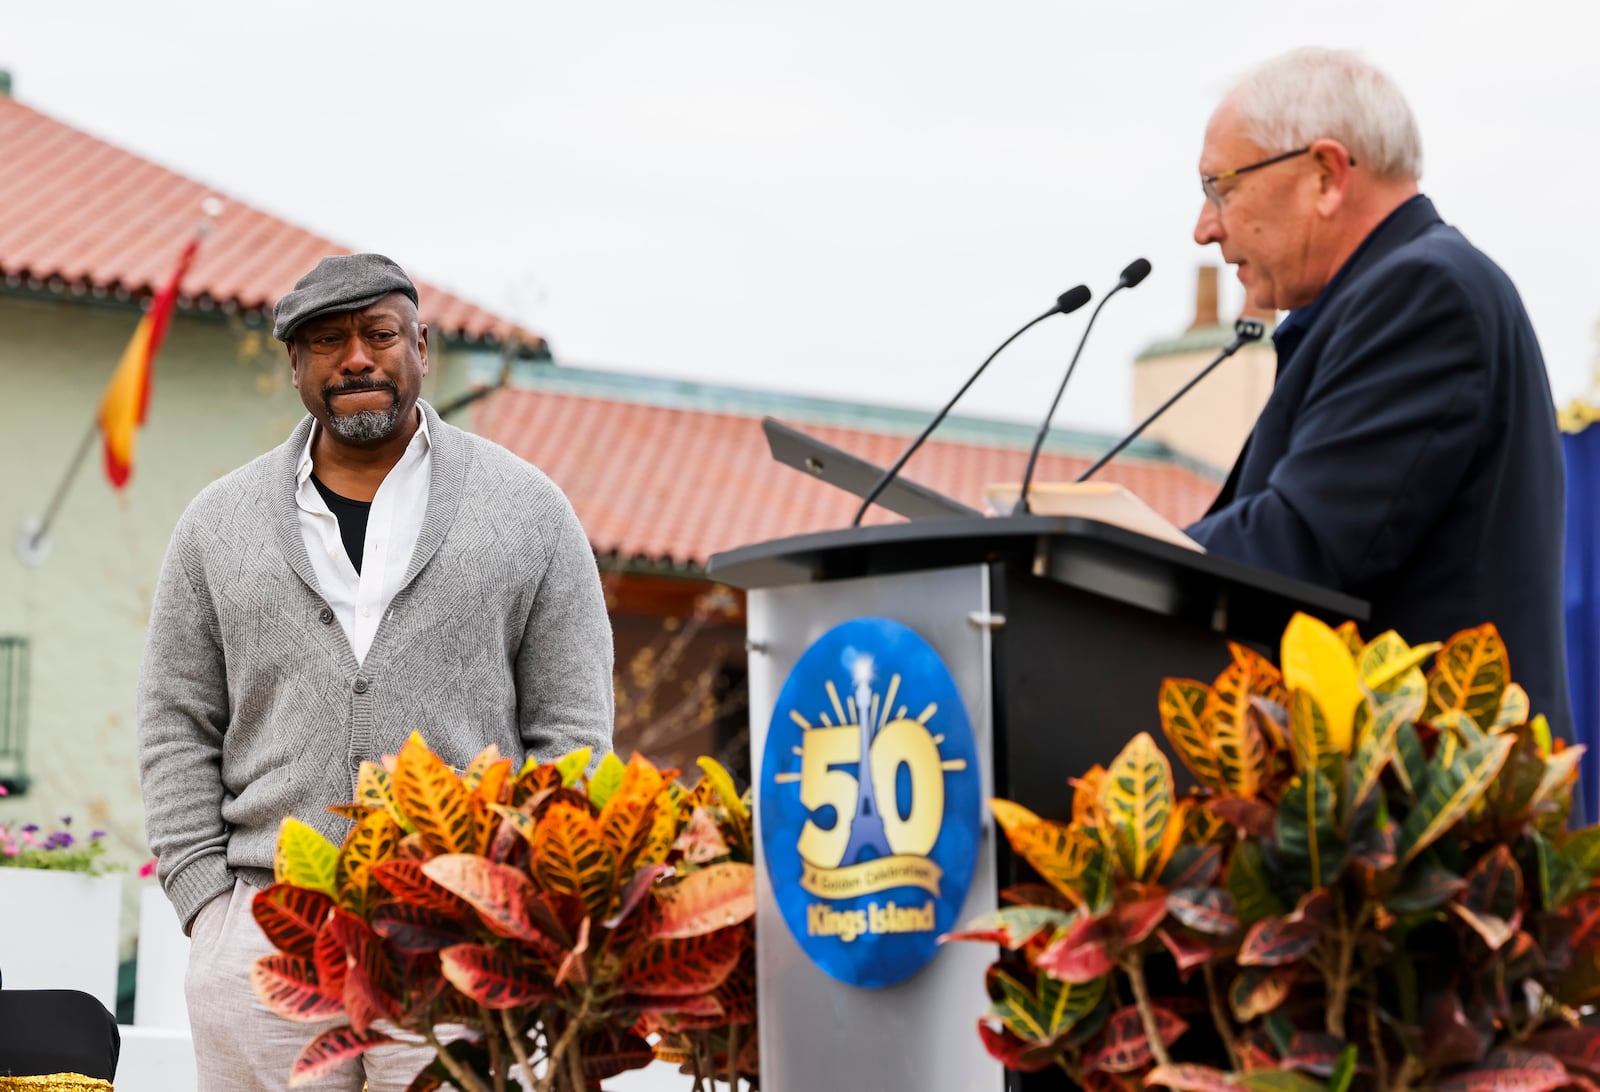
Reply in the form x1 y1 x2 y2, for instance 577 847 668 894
946 613 1600 1091
250 734 758 1091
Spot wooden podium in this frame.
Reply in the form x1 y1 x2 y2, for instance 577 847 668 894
708 515 1367 1092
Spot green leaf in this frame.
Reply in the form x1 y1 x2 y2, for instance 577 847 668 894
1393 722 1429 800
1358 631 1441 692
1347 679 1424 822
1276 765 1341 890
1554 827 1600 906
1398 735 1515 865
1386 857 1466 914
1228 840 1286 926
1234 1072 1328 1092
587 752 627 809
1329 1044 1358 1092
555 747 592 787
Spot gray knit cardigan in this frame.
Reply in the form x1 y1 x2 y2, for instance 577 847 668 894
137 402 614 929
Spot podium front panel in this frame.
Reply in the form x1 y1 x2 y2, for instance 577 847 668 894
747 563 1003 1092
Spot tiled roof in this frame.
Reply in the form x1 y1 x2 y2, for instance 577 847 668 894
0 95 540 349
473 386 1223 570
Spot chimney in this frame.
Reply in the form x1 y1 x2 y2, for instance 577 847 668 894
1188 266 1219 331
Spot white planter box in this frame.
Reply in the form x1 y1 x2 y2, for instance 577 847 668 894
0 868 122 1009
133 882 191 1029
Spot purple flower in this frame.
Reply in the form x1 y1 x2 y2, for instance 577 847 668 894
21 824 38 834
90 830 107 840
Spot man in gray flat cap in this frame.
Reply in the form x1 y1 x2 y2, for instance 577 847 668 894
136 254 615 1089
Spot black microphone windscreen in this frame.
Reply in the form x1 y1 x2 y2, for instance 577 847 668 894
1118 258 1153 289
1235 318 1266 342
1056 284 1092 314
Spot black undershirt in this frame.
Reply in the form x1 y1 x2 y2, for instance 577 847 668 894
311 475 371 574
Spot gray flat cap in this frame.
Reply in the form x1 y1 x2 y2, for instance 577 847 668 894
272 253 420 341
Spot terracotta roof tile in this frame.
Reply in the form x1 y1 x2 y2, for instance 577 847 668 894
0 96 539 348
474 388 1222 569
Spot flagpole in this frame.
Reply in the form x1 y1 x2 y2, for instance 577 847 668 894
14 199 221 568
15 417 100 566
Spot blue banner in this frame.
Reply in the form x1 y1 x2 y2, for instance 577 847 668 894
1565 424 1600 824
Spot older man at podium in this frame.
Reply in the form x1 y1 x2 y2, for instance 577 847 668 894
1185 47 1572 746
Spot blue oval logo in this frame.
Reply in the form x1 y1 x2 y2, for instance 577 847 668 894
759 617 982 988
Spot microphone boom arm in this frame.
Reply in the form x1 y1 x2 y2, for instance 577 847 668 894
1075 318 1266 483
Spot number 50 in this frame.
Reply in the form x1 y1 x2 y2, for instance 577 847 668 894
795 719 944 868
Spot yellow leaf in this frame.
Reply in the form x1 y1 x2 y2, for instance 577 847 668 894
1160 679 1222 792
555 748 593 787
1494 683 1531 731
1207 661 1268 797
274 817 339 896
1334 620 1365 656
989 799 1099 907
1097 732 1174 883
1281 612 1361 752
696 756 749 820
1426 624 1509 730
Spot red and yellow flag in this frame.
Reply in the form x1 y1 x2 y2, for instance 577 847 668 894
97 235 200 488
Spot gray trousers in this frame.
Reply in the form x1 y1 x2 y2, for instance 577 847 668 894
184 879 437 1091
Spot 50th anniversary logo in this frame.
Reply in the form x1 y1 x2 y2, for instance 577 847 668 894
759 617 981 988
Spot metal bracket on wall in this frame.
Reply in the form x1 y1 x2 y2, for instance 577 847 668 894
1211 590 1230 633
966 611 1006 630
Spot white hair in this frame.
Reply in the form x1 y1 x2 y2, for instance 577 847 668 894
1227 47 1423 181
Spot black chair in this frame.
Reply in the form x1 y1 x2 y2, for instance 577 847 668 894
0 965 121 1086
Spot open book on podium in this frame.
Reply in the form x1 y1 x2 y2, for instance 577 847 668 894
761 417 1202 551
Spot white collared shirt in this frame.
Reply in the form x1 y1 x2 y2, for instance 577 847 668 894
294 411 432 665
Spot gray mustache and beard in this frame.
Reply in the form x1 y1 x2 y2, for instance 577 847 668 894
322 379 401 442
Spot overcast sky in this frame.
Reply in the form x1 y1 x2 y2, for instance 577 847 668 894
4 1 1597 434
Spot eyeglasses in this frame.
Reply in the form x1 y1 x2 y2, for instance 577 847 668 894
1201 146 1311 206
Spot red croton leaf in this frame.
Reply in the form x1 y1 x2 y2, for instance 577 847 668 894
1166 886 1239 937
581 1027 656 1081
977 1018 1060 1073
1113 897 1169 947
289 1024 393 1087
370 859 472 918
422 854 547 943
327 912 399 1035
619 926 746 997
1424 991 1491 1072
252 884 333 959
369 901 472 954
1238 888 1331 966
1208 795 1277 838
438 943 557 1010
250 954 345 1023
1527 1026 1600 1080
1037 914 1116 983
1157 927 1215 974
1433 1048 1569 1092
1085 1003 1187 1074
313 923 348 996
1146 1064 1237 1091
1281 1030 1345 1076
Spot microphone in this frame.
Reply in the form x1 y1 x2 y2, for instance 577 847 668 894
1075 317 1267 482
1012 258 1152 514
851 284 1092 526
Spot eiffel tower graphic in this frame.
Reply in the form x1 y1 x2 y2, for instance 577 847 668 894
840 654 893 865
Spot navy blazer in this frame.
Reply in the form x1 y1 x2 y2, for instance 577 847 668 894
1188 196 1572 743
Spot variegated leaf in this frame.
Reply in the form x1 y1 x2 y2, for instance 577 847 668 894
1159 678 1222 791
1208 661 1268 797
1096 732 1174 884
251 953 344 1022
274 817 339 897
1398 735 1516 865
532 801 617 918
393 734 476 856
1358 630 1441 692
439 943 557 1009
335 808 401 916
990 798 1102 908
1426 624 1510 731
1495 683 1532 731
252 883 333 958
652 861 755 938
288 1025 393 1087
